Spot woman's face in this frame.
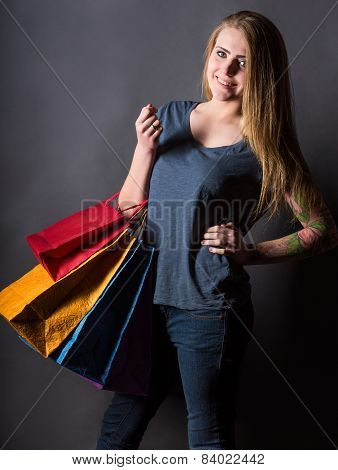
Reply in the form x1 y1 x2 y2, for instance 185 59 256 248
206 26 247 101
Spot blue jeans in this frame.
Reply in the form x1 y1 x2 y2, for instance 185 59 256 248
95 299 254 450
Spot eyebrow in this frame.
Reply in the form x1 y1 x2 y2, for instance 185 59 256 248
215 45 246 58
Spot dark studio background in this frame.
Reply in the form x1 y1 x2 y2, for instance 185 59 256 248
0 0 337 450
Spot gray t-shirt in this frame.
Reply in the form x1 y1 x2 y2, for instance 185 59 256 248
145 100 264 310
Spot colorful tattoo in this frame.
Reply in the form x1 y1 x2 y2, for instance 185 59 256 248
284 190 310 224
245 191 338 265
286 219 327 255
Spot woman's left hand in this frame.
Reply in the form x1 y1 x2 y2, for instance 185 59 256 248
201 221 250 264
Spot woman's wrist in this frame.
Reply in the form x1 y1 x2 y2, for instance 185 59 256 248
134 142 157 160
242 243 260 265
233 242 260 265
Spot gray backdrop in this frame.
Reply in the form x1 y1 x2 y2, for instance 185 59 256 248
1 0 337 450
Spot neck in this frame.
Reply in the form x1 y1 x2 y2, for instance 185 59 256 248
207 97 242 122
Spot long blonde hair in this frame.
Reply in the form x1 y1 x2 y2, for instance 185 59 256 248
201 10 326 224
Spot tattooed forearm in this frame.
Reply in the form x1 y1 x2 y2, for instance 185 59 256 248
286 218 329 255
243 192 338 265
246 225 335 265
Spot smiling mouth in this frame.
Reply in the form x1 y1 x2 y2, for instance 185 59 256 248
216 76 237 87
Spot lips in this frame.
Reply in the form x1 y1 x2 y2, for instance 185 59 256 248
216 75 237 87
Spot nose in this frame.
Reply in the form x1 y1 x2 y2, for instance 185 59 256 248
221 59 239 77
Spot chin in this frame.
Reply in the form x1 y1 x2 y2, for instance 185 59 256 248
211 89 235 99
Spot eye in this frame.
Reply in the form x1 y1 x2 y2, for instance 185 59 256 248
216 50 226 58
238 59 246 68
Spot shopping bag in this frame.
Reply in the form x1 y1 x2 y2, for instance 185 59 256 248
0 224 141 357
17 210 155 396
91 259 153 395
50 236 155 396
26 191 147 281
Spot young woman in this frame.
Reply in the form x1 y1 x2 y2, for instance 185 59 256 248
96 10 338 450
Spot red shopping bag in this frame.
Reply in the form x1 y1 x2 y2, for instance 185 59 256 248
26 192 147 281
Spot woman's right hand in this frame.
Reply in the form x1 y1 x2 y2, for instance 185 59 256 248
135 103 163 153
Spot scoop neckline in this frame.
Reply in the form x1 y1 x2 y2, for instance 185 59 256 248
185 101 245 151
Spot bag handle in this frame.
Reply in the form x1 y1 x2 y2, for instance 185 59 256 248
127 208 148 240
105 192 147 213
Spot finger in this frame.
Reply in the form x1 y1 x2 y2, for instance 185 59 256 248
201 239 222 246
202 232 221 240
203 238 236 249
207 247 225 254
144 119 162 136
141 118 163 137
205 225 230 235
208 246 235 254
138 104 157 124
203 228 234 240
205 225 223 232
207 247 235 254
143 114 160 129
145 103 157 112
221 223 235 230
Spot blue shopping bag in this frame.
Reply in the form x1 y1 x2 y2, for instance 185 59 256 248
49 238 155 396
